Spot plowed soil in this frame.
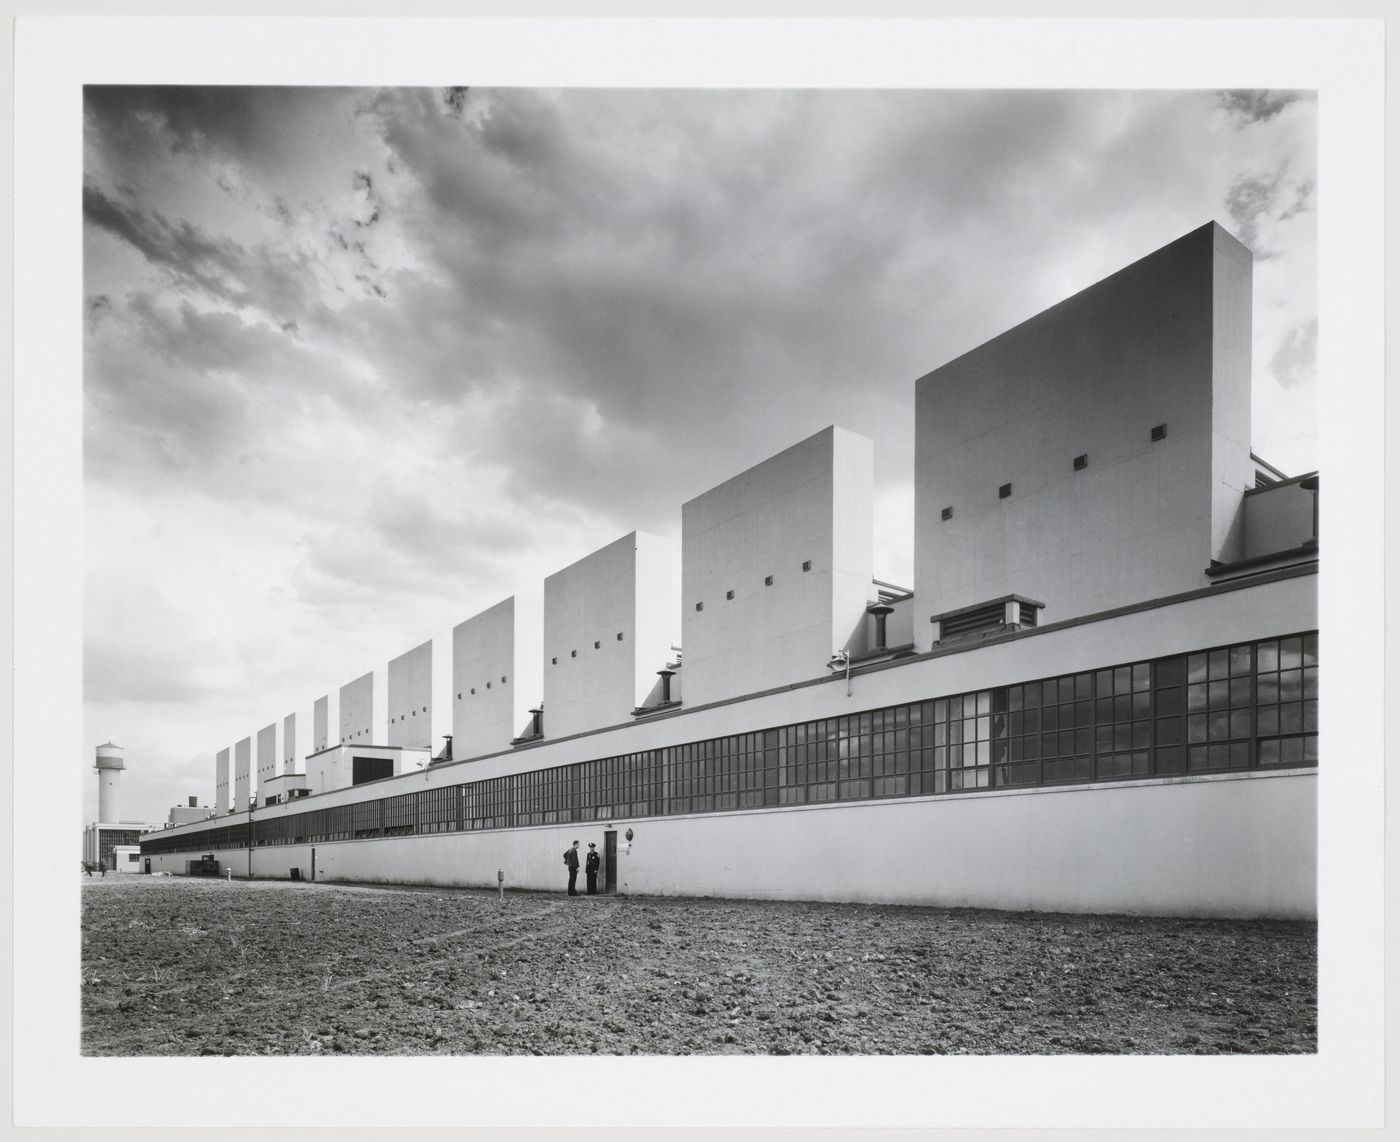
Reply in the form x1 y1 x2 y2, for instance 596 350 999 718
81 877 1315 1056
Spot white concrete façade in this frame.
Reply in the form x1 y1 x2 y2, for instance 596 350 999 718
144 222 1318 918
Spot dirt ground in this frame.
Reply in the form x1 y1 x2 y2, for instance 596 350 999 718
81 877 1316 1056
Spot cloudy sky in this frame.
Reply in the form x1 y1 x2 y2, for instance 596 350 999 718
82 86 1317 824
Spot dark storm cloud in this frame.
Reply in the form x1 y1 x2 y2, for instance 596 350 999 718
84 181 261 307
85 85 362 176
1217 90 1307 125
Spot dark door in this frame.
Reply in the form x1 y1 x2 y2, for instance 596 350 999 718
311 847 316 882
603 831 617 893
143 858 151 874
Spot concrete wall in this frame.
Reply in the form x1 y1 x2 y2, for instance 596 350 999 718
1244 476 1317 558
387 641 429 747
256 723 277 790
144 768 1314 919
682 426 875 707
283 711 309 775
304 744 423 795
339 670 383 746
313 695 334 753
260 773 311 804
166 805 213 827
215 748 230 814
233 737 251 812
112 845 144 874
913 222 1254 648
453 592 544 761
543 532 675 739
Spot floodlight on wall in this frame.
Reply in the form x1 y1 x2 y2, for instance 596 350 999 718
827 648 851 697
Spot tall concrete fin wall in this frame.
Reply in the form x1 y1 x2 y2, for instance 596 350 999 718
313 694 334 753
1210 224 1254 564
388 641 432 749
339 670 382 745
256 723 277 792
215 747 230 813
681 425 875 707
282 711 305 775
913 221 1253 647
543 532 675 740
453 590 544 761
234 737 252 811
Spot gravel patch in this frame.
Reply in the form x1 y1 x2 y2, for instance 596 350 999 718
81 877 1316 1056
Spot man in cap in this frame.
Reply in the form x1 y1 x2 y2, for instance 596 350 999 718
585 842 601 895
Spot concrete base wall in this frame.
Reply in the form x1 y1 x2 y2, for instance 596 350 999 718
146 768 1315 919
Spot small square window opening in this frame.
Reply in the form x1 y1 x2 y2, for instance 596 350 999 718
941 506 953 521
999 483 1012 499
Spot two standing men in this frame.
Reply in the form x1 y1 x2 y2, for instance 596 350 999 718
563 839 602 896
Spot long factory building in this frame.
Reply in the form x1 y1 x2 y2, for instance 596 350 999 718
141 222 1319 918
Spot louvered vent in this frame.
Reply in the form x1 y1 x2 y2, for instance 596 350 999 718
940 601 1007 639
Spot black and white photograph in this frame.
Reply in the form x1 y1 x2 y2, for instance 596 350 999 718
13 15 1385 1133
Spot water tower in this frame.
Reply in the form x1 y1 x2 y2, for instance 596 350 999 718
94 742 125 823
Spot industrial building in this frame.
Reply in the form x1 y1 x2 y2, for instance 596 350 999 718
139 222 1318 918
83 743 162 872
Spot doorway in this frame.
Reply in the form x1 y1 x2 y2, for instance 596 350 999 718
311 847 316 882
603 831 618 893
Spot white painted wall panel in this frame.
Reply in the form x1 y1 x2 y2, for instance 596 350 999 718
256 723 277 791
453 591 544 760
146 770 1315 919
913 223 1254 647
214 747 230 814
233 737 251 812
682 426 874 707
313 694 334 754
543 532 674 739
387 641 431 749
339 670 382 746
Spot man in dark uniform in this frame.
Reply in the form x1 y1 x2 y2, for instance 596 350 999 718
564 839 580 895
585 842 601 895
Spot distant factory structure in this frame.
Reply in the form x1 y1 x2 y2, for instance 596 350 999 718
139 223 1318 918
82 743 160 872
83 743 215 872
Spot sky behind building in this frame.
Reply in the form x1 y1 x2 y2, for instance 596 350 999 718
82 86 1317 823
